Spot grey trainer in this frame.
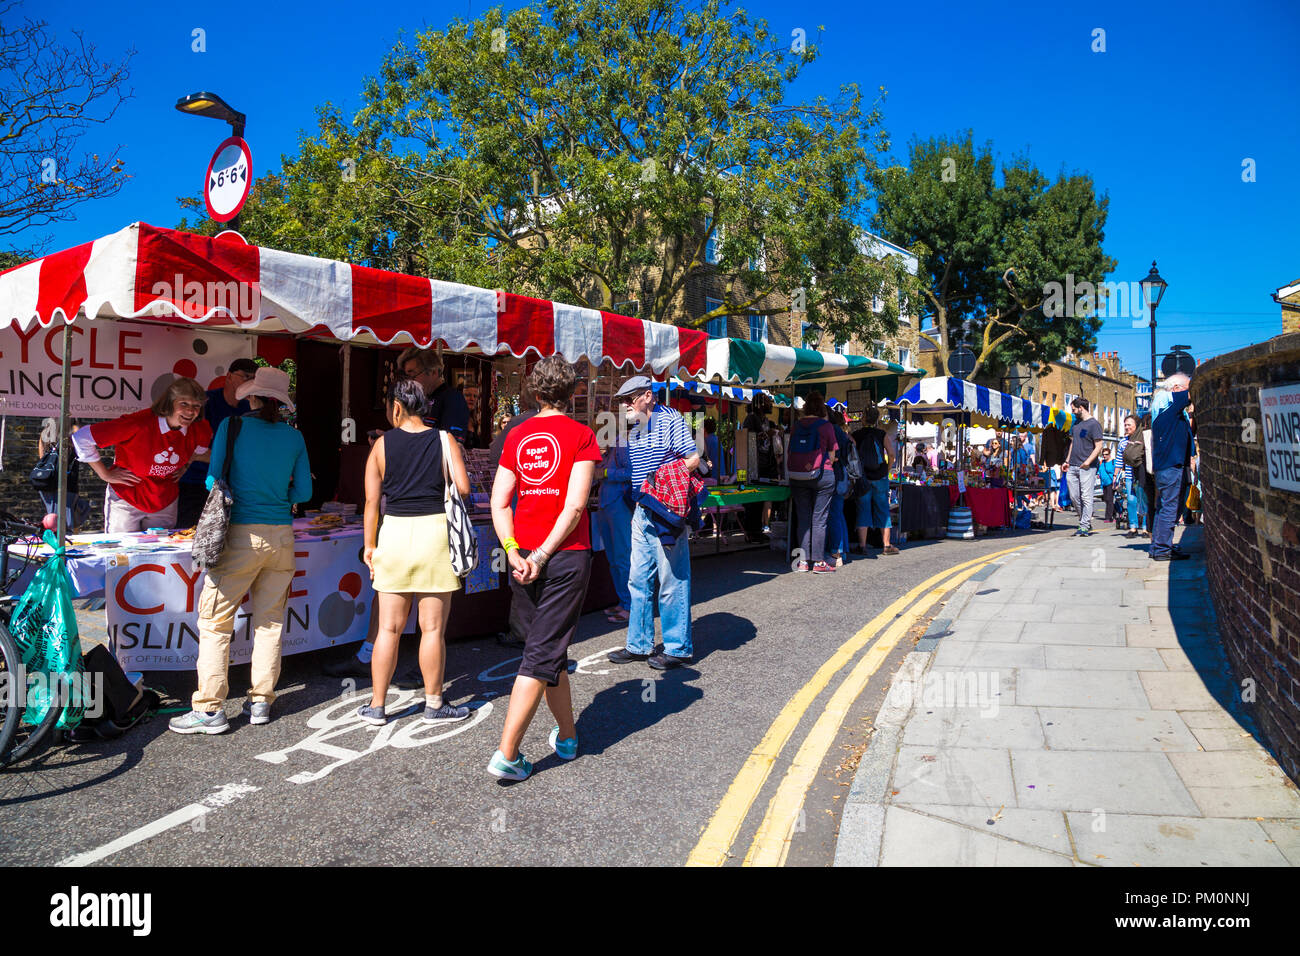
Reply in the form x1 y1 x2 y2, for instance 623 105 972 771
169 709 230 735
243 701 272 725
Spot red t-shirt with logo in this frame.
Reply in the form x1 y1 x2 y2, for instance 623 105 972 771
90 409 213 514
499 414 601 551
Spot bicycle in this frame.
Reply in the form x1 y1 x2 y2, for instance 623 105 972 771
0 512 69 768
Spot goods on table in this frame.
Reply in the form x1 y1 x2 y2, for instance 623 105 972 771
308 514 345 530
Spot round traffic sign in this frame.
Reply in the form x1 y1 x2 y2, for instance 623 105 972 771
947 347 976 378
1161 350 1196 378
204 136 253 223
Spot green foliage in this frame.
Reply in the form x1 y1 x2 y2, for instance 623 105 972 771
178 0 907 348
873 131 1116 382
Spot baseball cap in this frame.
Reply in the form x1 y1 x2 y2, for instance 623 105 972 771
614 376 654 399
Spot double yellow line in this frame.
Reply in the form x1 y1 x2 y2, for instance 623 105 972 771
686 545 1029 867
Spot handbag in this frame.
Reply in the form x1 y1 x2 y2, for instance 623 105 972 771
29 444 60 491
439 430 478 577
191 418 243 571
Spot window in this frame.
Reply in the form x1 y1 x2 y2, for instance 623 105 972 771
872 294 884 314
873 341 888 360
704 297 726 338
749 314 768 343
834 340 847 355
749 241 766 273
898 347 912 368
1081 360 1090 371
1098 366 1108 378
704 217 723 265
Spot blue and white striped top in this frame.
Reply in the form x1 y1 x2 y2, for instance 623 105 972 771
628 404 697 488
1117 436 1133 483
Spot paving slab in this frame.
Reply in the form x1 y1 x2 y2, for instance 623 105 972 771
879 806 1073 866
1017 669 1151 710
1051 605 1149 626
968 587 1040 605
895 803 1073 855
1038 707 1199 752
890 746 1016 808
903 704 1044 749
1022 623 1125 646
939 620 1027 643
1039 588 1131 605
1043 645 1166 671
918 666 1016 708
1067 813 1290 867
1191 726 1268 751
1011 750 1201 815
1140 672 1235 711
960 602 1049 622
933 641 1045 670
1126 624 1215 648
1259 820 1300 865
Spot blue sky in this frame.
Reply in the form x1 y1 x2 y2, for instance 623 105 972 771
24 0 1300 377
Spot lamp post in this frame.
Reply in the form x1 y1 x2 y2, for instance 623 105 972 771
175 90 248 230
1140 261 1168 397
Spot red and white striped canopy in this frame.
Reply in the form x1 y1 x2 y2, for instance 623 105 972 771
0 222 707 375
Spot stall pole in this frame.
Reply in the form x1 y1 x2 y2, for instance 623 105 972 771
341 344 352 426
56 321 73 548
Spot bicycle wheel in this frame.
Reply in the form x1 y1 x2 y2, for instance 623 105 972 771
0 621 23 765
0 621 64 769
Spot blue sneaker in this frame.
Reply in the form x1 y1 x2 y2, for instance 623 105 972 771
487 750 532 781
548 726 577 761
424 702 471 722
357 704 387 726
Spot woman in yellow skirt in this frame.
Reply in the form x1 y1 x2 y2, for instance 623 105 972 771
360 377 472 724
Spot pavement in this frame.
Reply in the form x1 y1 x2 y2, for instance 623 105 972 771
834 520 1300 867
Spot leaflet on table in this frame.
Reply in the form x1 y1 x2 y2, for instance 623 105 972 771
957 471 967 493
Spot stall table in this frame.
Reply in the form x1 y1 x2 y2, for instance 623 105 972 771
899 484 951 537
702 483 790 553
947 486 1014 530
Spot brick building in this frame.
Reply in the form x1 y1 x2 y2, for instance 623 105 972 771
1024 350 1142 440
1275 278 1300 335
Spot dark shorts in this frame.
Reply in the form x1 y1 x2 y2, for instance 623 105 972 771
511 549 594 686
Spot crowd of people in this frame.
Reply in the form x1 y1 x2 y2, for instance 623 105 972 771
29 342 1202 779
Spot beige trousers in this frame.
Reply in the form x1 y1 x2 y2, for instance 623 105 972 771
192 524 296 711
105 485 179 533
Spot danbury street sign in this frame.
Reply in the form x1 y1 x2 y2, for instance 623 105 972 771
1260 382 1300 493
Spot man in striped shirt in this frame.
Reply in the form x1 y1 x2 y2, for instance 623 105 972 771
607 376 701 670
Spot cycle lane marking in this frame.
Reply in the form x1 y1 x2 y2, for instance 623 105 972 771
57 782 260 867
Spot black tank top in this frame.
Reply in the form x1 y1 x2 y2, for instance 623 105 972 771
381 427 446 516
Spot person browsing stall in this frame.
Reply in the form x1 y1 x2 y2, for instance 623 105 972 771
177 357 257 528
72 377 214 533
396 347 470 444
169 367 312 734
359 378 474 726
607 376 700 670
487 357 601 781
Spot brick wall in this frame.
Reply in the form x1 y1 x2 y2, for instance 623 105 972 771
1194 332 1300 782
0 416 107 529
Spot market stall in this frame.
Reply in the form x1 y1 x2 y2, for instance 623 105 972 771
889 376 1073 535
0 222 709 668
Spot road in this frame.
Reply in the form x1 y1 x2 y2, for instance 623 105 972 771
0 520 1072 867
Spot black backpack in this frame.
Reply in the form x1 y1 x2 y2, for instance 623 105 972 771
29 445 59 491
856 428 887 481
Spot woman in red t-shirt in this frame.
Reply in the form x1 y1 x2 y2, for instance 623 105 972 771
486 356 601 781
72 378 214 533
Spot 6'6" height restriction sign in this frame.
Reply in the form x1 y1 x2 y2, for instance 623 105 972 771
204 136 253 223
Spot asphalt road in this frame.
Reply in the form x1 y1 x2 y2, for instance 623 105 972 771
0 518 1080 867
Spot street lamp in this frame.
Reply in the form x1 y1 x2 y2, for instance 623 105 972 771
176 90 248 230
1140 261 1168 395
174 90 246 138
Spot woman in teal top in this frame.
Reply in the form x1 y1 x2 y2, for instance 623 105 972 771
170 367 313 736
1098 445 1117 523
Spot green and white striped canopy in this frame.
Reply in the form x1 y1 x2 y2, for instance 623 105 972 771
701 338 925 394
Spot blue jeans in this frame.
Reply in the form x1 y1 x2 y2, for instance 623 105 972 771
856 477 891 529
627 503 692 658
594 493 634 609
827 493 848 556
1151 467 1184 557
1126 476 1147 529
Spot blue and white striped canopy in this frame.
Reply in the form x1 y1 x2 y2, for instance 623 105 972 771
893 376 1066 429
652 378 792 406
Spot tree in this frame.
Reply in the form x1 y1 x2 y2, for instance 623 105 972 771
0 1 133 245
205 0 909 344
873 132 1116 383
